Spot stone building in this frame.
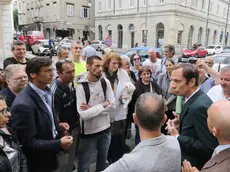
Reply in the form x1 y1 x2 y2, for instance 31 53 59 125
18 0 95 40
0 0 14 60
95 0 230 52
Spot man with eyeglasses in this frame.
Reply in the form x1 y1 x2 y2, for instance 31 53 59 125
50 59 80 172
0 64 28 110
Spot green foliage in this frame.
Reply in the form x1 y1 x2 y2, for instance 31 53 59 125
13 9 22 31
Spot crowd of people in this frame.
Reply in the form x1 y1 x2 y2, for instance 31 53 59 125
0 39 229 172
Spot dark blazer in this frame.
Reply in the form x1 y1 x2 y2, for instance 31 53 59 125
178 89 218 170
201 148 230 172
10 84 62 172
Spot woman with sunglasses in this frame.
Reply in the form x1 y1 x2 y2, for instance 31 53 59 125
0 95 28 172
130 54 142 80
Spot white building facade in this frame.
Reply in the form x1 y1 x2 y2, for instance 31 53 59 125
0 0 14 60
18 0 95 40
95 0 230 52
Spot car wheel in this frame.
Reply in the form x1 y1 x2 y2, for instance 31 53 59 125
38 50 41 56
97 47 101 51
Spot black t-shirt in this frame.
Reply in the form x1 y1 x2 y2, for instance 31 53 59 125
51 79 79 131
3 57 29 69
0 88 16 110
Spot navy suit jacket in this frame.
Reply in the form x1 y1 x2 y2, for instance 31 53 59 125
178 89 218 170
10 85 62 172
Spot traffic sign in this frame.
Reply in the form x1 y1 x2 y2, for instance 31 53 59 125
105 36 112 47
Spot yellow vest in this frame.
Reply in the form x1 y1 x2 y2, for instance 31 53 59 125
74 60 87 86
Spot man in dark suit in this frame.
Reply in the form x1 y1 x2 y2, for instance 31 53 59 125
167 64 218 170
182 100 230 172
10 57 73 172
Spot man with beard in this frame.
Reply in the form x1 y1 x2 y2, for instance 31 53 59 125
0 65 28 109
76 55 115 172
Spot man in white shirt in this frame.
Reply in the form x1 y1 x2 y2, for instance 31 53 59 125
182 100 230 172
207 66 230 102
143 49 161 80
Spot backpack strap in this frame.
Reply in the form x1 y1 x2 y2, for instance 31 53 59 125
100 78 107 101
82 82 90 104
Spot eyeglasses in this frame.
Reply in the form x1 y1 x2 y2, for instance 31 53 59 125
0 109 10 116
12 76 28 81
133 58 140 61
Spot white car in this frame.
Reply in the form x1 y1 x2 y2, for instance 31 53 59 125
213 55 230 72
31 40 50 56
206 45 223 55
91 41 107 51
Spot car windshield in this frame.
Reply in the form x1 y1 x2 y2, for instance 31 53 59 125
124 50 138 57
188 47 197 50
42 41 49 46
213 56 230 64
206 46 215 49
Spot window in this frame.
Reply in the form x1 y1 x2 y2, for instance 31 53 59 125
80 7 90 18
130 0 134 7
177 31 182 45
142 30 148 43
216 5 219 15
192 0 197 8
209 2 213 12
144 0 147 5
118 0 122 9
108 0 111 9
201 0 205 10
98 2 102 11
67 4 74 16
31 8 34 18
159 0 164 4
223 8 226 17
18 2 22 13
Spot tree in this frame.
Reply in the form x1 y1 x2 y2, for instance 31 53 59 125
13 9 22 32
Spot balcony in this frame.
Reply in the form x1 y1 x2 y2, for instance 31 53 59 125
32 16 44 23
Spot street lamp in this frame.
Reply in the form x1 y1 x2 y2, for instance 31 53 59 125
144 0 148 46
205 0 211 46
223 0 230 47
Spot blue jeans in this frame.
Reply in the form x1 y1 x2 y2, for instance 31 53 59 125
77 131 111 172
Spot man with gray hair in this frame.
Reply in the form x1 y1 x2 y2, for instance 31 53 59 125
3 40 29 69
103 92 181 172
0 64 28 109
207 65 230 102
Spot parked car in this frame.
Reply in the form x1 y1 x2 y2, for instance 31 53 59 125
206 45 223 55
54 38 72 52
24 31 44 50
223 46 230 53
213 55 230 72
182 46 208 58
91 41 107 51
121 46 162 62
31 40 50 56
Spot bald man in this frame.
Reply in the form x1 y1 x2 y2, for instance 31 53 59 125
103 92 181 172
182 100 230 172
143 49 162 80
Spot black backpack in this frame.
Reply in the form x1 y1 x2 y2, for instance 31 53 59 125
81 78 107 135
